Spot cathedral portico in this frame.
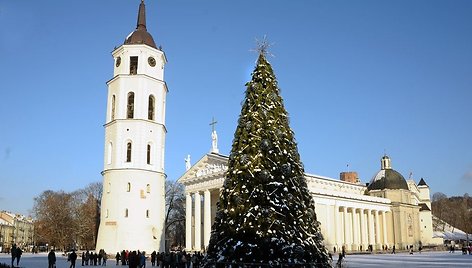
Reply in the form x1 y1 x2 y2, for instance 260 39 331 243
184 187 220 251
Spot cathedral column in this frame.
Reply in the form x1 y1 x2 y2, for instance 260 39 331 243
352 208 359 251
203 189 211 249
194 192 201 251
334 205 341 249
326 206 332 247
368 209 374 247
359 209 366 250
185 192 192 251
375 210 381 249
382 211 388 246
343 206 350 250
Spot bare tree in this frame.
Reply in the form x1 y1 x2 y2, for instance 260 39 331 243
33 190 76 250
164 180 185 250
431 192 449 231
32 182 102 251
72 182 102 250
432 192 472 240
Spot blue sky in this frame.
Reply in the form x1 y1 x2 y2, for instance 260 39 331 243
1 0 471 216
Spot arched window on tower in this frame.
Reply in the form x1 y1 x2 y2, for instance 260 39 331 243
125 208 129 218
147 144 151 165
107 142 113 165
127 92 135 119
148 95 155 120
111 95 116 121
146 210 150 218
146 184 151 193
127 182 131 192
126 142 132 162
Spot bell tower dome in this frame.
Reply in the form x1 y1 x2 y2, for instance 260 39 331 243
96 0 167 254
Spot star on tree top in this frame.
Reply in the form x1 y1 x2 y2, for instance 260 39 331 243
251 35 275 57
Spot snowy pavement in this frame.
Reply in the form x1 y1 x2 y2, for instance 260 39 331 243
0 251 471 268
333 251 472 268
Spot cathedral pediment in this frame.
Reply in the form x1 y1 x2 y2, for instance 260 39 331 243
178 153 229 185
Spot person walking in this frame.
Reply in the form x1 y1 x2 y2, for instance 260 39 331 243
69 250 78 268
11 244 17 267
115 252 121 265
102 250 108 266
150 251 156 267
16 247 23 267
48 249 57 268
139 251 146 268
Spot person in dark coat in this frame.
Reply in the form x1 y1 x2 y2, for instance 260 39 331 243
116 252 121 265
69 250 78 268
128 251 138 268
150 251 156 267
48 249 57 268
16 247 23 267
11 244 17 267
122 250 127 265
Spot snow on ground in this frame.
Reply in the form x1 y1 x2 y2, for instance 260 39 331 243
333 251 472 268
0 251 470 268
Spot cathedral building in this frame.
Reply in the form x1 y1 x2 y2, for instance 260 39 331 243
96 0 167 253
178 137 442 252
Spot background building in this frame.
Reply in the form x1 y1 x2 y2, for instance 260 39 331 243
0 211 34 253
178 139 442 252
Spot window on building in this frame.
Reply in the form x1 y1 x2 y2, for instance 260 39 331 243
106 209 109 218
111 95 116 120
130 56 138 75
127 92 135 119
127 182 131 192
146 184 151 193
146 210 150 218
148 95 155 120
147 144 151 164
126 142 132 162
125 209 129 218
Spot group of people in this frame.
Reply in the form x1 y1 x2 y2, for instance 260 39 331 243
80 249 108 266
114 250 204 268
10 244 23 267
114 250 147 268
461 243 472 255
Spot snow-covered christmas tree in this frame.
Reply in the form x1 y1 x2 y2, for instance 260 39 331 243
203 48 331 267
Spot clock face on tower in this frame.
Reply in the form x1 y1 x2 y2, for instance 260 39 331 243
148 56 156 67
116 57 121 67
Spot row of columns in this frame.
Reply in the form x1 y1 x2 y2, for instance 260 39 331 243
184 191 389 252
332 206 388 251
185 190 212 252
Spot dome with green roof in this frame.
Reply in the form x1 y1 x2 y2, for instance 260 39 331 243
367 155 409 191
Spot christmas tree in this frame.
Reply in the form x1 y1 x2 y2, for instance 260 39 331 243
203 48 331 267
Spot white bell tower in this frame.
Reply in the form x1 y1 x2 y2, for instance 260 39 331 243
96 0 167 254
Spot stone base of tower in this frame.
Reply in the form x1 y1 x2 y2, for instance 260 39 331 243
96 221 165 254
96 169 166 254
